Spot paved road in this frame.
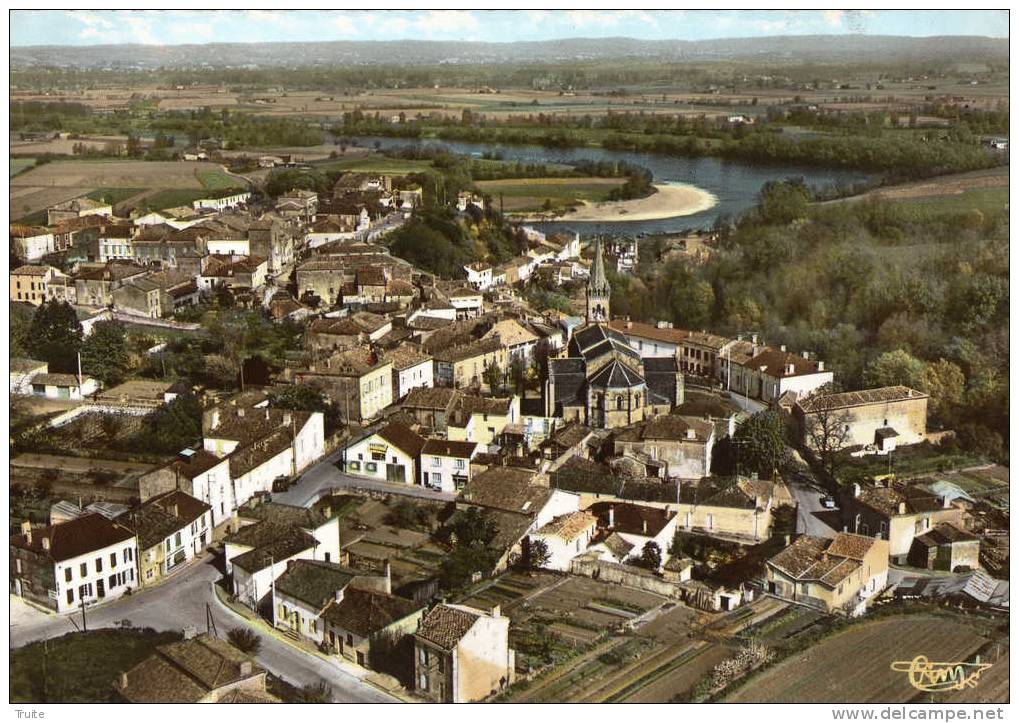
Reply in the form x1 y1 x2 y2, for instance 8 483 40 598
10 557 395 703
275 449 455 507
785 469 838 538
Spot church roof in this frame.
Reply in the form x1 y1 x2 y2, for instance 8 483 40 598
571 324 640 363
589 360 645 389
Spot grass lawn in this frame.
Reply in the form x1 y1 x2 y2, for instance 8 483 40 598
10 157 36 177
140 188 213 211
837 443 986 487
476 176 624 212
891 186 1009 220
197 169 246 192
86 187 145 205
10 629 181 703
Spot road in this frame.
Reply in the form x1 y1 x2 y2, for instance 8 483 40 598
10 557 395 703
785 469 839 538
274 448 456 507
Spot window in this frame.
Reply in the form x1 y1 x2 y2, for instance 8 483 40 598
67 589 74 605
110 552 117 567
95 557 103 573
419 647 428 664
346 634 354 646
125 547 133 562
65 568 72 583
371 451 385 462
109 575 117 589
80 562 87 577
419 673 428 691
166 539 172 553
432 457 441 468
454 459 465 470
174 532 182 547
616 395 623 411
437 656 445 674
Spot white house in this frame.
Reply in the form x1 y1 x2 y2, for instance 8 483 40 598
10 357 49 395
192 191 251 212
29 372 99 400
448 288 484 319
342 421 425 486
226 501 341 610
528 511 598 571
382 345 434 401
586 502 679 570
609 319 686 359
11 225 55 261
464 262 494 291
725 346 833 405
420 438 478 493
10 514 139 614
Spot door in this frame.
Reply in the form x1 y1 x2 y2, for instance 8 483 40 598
386 463 406 483
96 579 105 599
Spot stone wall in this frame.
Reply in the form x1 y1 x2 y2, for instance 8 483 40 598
569 556 684 599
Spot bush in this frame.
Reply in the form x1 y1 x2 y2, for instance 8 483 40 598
226 627 262 654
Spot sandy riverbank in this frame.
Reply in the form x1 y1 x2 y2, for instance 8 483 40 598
517 182 717 223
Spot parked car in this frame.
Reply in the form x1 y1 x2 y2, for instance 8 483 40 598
820 495 836 509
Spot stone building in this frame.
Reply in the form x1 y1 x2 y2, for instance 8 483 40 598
795 386 929 455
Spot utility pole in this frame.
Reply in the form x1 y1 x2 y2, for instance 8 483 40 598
79 596 88 632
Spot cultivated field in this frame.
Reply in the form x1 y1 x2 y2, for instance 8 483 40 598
476 176 624 212
726 614 992 703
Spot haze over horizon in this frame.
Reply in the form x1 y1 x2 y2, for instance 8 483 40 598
10 9 1009 47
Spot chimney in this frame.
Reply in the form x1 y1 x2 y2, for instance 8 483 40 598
41 536 50 551
786 363 795 375
322 505 332 519
210 409 220 429
801 350 809 359
20 520 31 541
780 344 786 352
383 560 392 594
283 412 292 427
898 502 907 515
852 483 861 498
751 333 758 344
608 506 615 529
265 408 270 420
818 361 825 371
182 625 196 640
239 661 253 676
237 408 245 417
686 428 696 440
334 586 345 603
642 519 648 535
942 496 952 509
118 672 129 690
490 604 501 618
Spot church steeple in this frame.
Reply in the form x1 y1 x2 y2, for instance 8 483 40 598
586 238 610 324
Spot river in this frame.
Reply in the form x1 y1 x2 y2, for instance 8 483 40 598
351 135 873 235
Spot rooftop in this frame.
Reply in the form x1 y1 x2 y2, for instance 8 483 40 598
415 604 480 650
321 587 422 637
10 513 135 563
274 559 356 611
797 386 928 413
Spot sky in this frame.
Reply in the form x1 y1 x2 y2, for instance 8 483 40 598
9 10 1010 47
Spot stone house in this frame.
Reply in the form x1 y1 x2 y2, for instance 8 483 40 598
433 337 508 392
795 386 929 455
414 603 515 703
138 448 234 528
527 511 598 571
907 523 981 572
611 414 716 480
116 490 212 587
10 265 66 305
292 348 394 423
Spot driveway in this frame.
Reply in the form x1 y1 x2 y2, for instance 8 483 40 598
9 556 396 703
275 450 455 507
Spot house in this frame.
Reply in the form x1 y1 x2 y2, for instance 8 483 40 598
464 262 494 291
414 603 515 703
29 372 99 400
795 386 929 455
674 476 778 542
116 490 212 587
586 502 679 569
292 348 394 423
448 287 484 320
192 191 251 212
272 559 361 646
724 345 832 405
225 499 340 610
203 403 325 508
342 422 425 485
276 189 318 223
680 330 737 378
612 415 715 480
306 313 393 351
400 387 460 434
420 439 478 493
528 511 598 571
10 357 48 395
765 532 889 615
10 514 139 613
113 270 199 318
46 196 112 226
74 262 149 307
138 448 235 528
10 265 67 305
609 319 687 359
97 224 137 262
484 318 540 363
433 337 507 391
907 523 981 572
10 225 55 261
840 478 965 563
200 255 268 292
446 395 520 448
46 274 77 305
116 633 279 703
382 344 434 401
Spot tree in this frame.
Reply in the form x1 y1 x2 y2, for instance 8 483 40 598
920 358 966 421
80 321 130 386
27 300 82 373
641 541 662 571
509 357 527 394
142 394 203 454
227 627 262 654
863 349 925 389
447 508 499 548
482 361 503 393
520 537 551 570
732 411 789 478
802 385 853 482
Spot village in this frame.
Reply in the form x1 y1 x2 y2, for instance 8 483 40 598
7 154 1010 705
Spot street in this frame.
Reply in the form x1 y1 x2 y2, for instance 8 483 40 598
9 557 396 703
274 448 456 507
785 469 839 538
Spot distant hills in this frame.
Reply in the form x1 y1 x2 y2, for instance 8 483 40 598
9 35 1008 70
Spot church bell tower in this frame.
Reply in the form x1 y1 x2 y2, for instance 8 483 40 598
586 238 610 324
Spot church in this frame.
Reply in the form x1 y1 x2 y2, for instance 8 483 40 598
544 240 684 429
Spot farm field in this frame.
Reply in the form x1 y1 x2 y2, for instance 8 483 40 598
726 614 992 703
476 177 624 212
312 156 435 175
10 157 35 176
